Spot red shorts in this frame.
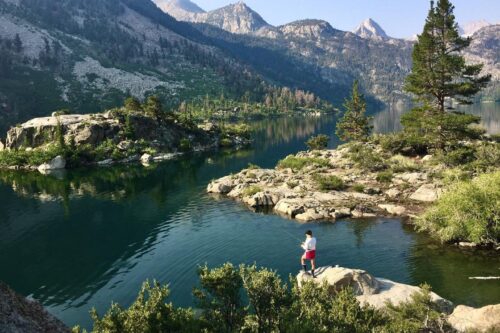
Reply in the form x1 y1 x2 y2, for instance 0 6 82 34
304 250 316 260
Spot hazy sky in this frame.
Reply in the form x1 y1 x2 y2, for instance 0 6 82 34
191 0 499 38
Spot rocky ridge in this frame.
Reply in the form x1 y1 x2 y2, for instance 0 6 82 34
207 144 442 223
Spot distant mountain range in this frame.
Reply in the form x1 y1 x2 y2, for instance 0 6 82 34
159 0 499 102
0 0 497 132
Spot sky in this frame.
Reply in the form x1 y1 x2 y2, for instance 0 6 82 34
191 0 500 38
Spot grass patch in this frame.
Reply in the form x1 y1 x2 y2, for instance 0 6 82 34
352 184 365 193
416 171 500 244
389 155 421 173
314 174 345 191
376 171 393 183
277 155 330 170
347 143 388 171
242 185 262 197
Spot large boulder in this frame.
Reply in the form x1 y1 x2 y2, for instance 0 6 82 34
0 139 4 151
410 184 441 202
207 176 235 194
274 198 306 217
357 278 452 311
378 204 406 216
37 156 66 174
448 304 500 332
0 281 69 333
297 266 451 311
297 266 380 296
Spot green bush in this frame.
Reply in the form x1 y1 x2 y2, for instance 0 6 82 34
242 186 262 197
247 163 260 170
384 284 451 332
352 184 365 193
314 174 345 191
74 280 199 333
436 146 476 167
220 138 233 147
417 171 500 244
348 143 388 171
376 171 393 183
193 263 245 333
376 132 430 156
306 134 329 150
389 154 421 173
179 138 192 151
277 155 330 170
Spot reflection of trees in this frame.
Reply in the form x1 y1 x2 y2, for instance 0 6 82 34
251 116 337 148
345 219 376 248
372 103 500 134
407 231 500 307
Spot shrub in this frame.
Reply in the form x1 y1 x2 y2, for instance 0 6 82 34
277 156 330 170
193 263 245 332
74 280 199 333
348 143 388 171
376 171 393 183
314 174 345 191
436 146 476 167
239 265 290 332
352 184 365 193
179 138 192 151
242 186 262 197
220 138 233 147
376 132 430 156
306 134 329 150
417 171 500 244
384 284 451 332
390 154 421 173
470 142 500 172
247 163 260 170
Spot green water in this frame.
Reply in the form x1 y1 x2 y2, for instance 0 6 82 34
0 106 499 329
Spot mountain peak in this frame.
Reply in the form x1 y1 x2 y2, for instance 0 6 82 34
154 0 205 21
460 20 492 37
353 18 389 40
202 1 271 34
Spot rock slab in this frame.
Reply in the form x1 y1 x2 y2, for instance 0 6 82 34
448 304 500 332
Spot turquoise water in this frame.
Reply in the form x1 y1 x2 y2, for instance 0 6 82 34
0 106 499 329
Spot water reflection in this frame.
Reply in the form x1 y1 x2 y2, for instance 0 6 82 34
372 103 500 134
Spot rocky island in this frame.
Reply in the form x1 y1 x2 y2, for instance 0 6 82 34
0 98 251 172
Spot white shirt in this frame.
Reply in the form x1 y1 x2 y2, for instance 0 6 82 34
302 237 316 251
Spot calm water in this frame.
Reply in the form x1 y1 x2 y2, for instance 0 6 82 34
0 105 499 329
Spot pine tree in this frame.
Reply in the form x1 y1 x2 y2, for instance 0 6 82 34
336 81 372 142
143 95 163 123
124 97 142 112
405 0 491 112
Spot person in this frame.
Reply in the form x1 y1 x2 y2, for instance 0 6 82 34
301 230 316 278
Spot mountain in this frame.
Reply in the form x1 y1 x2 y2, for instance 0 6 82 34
158 0 273 35
460 20 493 37
154 0 205 21
353 18 389 40
0 0 274 132
463 24 500 101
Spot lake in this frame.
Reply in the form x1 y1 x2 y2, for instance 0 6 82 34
0 104 499 329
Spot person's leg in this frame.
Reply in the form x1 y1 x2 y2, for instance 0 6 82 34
311 259 316 278
301 254 307 272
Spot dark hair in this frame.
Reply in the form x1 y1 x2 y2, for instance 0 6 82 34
305 230 313 236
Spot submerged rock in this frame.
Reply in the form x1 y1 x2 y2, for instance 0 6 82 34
0 281 69 333
448 304 500 332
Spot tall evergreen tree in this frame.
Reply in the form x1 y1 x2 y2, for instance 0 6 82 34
336 81 372 142
405 0 491 112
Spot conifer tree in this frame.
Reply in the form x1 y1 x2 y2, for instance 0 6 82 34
336 81 372 142
405 0 490 112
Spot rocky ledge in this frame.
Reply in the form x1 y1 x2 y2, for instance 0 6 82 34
207 145 442 222
297 266 500 333
0 281 69 333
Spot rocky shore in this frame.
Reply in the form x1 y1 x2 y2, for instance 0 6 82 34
297 266 500 333
207 144 442 223
0 110 251 173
